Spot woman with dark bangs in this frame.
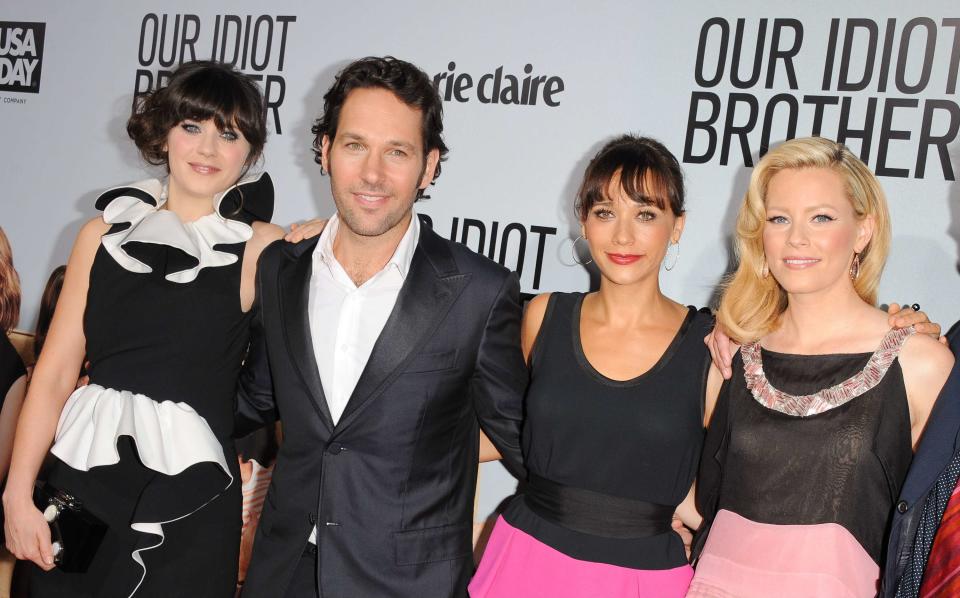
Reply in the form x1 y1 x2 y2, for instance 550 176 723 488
469 135 721 598
2 60 284 597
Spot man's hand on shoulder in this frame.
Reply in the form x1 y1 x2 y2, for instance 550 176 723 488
284 218 328 243
705 322 739 380
886 302 943 342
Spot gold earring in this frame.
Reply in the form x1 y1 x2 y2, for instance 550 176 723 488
849 252 861 280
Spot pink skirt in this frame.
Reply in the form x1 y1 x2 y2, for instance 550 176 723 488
686 510 879 598
469 516 693 598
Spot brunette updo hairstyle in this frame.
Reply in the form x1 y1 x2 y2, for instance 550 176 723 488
127 60 267 172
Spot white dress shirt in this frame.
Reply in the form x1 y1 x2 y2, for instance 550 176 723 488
306 211 419 543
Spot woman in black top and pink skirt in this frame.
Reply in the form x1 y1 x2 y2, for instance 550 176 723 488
470 136 723 598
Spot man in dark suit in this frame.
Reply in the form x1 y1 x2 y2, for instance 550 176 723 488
235 57 526 598
885 320 960 597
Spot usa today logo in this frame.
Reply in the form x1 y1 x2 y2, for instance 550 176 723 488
0 21 44 93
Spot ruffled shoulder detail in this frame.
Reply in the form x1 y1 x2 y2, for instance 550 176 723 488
95 172 274 284
215 171 274 225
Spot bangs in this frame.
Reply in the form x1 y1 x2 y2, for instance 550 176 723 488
172 68 263 142
577 145 675 218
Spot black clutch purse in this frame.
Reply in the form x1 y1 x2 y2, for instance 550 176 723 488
32 481 107 573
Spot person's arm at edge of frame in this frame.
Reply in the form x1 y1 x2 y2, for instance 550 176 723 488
234 239 283 438
478 292 549 464
2 217 107 570
471 272 528 480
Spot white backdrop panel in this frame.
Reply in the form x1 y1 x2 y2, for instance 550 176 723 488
2 0 958 525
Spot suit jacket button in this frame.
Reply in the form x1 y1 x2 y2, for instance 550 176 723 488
308 512 317 524
896 500 908 513
327 442 343 455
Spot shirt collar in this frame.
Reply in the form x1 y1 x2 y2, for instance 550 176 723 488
315 210 421 280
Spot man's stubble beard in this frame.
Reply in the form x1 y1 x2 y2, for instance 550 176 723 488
329 167 421 239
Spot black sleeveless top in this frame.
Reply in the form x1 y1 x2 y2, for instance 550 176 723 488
698 343 913 563
0 333 26 411
84 242 248 442
502 292 714 569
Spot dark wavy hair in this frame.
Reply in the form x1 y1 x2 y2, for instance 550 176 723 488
127 60 267 172
33 265 66 360
311 56 449 198
575 135 686 221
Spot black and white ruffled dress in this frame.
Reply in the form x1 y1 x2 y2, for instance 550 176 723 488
31 173 273 598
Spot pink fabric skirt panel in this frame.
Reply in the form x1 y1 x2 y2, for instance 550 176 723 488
686 510 880 598
469 516 693 598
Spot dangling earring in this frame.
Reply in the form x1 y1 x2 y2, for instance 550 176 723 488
849 252 861 280
761 261 769 279
663 241 680 271
571 235 593 266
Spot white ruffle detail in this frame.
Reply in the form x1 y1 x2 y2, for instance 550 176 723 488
99 178 256 284
50 384 233 597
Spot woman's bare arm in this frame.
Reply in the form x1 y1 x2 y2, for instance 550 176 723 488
2 217 106 569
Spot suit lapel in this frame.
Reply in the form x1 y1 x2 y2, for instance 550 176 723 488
278 239 335 432
335 227 469 431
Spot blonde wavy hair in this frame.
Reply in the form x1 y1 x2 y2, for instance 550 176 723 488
716 137 891 343
0 227 21 331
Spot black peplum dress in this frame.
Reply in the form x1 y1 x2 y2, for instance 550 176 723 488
30 173 273 598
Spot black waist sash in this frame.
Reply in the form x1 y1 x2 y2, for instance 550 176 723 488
523 473 675 539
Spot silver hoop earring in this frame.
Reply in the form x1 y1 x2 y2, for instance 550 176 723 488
663 241 679 271
572 235 593 266
849 252 861 280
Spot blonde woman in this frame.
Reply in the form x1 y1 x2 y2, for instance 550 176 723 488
688 137 954 598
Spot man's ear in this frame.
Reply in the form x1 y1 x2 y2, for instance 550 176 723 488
321 135 331 173
419 148 440 189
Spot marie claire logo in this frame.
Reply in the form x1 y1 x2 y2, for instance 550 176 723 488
0 22 44 93
432 62 565 107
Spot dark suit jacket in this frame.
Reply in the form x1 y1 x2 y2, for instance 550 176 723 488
882 322 960 596
236 224 527 598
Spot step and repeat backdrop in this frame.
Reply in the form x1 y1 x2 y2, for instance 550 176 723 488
4 1 959 532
